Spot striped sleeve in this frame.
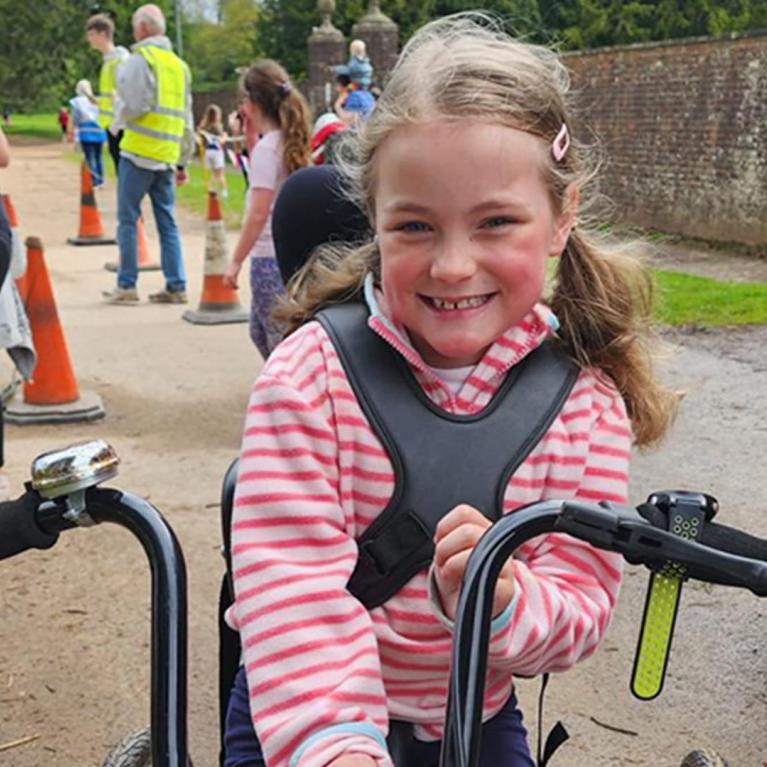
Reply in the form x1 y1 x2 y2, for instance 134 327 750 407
486 387 631 675
231 343 391 767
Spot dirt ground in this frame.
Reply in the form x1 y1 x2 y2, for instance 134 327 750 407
1 143 766 767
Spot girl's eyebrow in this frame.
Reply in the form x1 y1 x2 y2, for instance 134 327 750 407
382 197 532 215
470 197 531 214
382 200 433 215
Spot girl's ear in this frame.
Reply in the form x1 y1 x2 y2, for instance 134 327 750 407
550 183 579 257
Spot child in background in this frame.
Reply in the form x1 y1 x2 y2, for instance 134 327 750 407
57 106 70 141
223 60 312 358
68 79 107 186
346 39 373 89
224 13 678 767
197 103 229 199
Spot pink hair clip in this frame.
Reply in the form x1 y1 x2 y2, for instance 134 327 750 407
551 123 570 162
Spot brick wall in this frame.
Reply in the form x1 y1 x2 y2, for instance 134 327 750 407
565 32 767 246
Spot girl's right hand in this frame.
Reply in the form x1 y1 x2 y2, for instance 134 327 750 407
224 260 242 290
326 754 378 767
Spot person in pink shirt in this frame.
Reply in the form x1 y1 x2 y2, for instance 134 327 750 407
224 14 679 767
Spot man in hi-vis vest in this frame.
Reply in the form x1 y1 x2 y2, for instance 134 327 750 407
105 3 194 306
85 13 128 175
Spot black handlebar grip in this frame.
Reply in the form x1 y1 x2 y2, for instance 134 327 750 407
0 490 58 561
636 502 767 588
699 521 767 562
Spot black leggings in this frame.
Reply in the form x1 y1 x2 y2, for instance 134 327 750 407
107 130 123 175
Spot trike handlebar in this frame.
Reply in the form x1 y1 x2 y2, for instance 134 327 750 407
440 498 767 767
0 485 189 767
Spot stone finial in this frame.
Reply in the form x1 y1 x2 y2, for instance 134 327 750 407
352 0 399 84
318 0 336 31
312 0 343 39
360 1 395 26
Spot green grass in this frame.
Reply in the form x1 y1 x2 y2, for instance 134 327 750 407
653 268 767 327
4 112 62 141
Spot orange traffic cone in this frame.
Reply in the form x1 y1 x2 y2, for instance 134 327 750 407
67 161 116 246
104 214 160 272
5 237 105 424
183 191 248 325
2 193 26 279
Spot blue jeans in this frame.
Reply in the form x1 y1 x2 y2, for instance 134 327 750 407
117 157 186 291
224 666 534 767
81 141 104 186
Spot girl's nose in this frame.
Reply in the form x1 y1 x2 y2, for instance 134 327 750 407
429 237 477 283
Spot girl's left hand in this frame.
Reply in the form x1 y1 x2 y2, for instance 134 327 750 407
433 504 516 621
224 260 241 289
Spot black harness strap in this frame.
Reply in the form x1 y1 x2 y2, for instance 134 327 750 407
316 303 579 609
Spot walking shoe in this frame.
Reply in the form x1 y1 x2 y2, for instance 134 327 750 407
102 287 139 305
148 289 188 304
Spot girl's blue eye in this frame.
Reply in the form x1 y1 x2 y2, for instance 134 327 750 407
482 216 513 229
397 221 431 233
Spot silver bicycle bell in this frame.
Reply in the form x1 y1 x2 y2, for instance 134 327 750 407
30 440 120 525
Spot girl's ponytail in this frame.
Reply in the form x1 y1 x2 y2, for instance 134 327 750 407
278 88 312 174
550 231 679 448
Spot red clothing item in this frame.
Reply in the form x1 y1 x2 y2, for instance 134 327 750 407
311 120 345 164
229 288 630 767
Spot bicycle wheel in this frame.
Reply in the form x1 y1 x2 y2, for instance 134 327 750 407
680 749 730 767
101 728 151 767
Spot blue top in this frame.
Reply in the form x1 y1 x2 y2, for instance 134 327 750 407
69 96 106 143
342 89 375 121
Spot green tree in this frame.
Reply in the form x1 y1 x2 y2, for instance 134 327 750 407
0 0 176 112
187 0 259 84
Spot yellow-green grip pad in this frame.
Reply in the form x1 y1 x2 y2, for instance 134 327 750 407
631 571 682 700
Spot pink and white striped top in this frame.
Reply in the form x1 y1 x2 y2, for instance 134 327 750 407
229 290 631 767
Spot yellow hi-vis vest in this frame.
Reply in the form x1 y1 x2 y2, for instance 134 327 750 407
121 45 188 165
97 55 120 129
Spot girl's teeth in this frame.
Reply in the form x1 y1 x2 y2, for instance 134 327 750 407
431 296 488 310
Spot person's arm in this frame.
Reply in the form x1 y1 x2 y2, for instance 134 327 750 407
114 53 155 120
334 90 357 126
224 142 281 287
334 91 362 127
223 187 273 288
232 325 391 767
176 63 195 172
0 125 10 167
480 384 630 675
0 190 11 287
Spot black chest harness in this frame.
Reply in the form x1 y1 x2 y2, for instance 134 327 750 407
315 303 579 609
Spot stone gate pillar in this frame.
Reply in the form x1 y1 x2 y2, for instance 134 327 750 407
308 0 345 116
351 1 399 88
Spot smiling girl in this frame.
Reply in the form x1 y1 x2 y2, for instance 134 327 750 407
224 15 678 767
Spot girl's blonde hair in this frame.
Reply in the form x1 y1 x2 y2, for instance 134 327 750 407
75 79 96 102
278 14 678 448
240 60 312 174
199 103 223 133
